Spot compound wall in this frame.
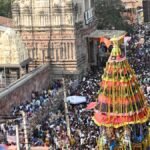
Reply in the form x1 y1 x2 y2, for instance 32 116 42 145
0 64 50 114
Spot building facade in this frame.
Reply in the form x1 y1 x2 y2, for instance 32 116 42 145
121 0 143 24
0 25 30 88
143 0 150 22
12 0 96 77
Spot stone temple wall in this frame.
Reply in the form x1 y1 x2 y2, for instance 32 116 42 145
0 64 50 114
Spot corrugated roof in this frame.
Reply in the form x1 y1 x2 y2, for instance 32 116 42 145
87 30 126 39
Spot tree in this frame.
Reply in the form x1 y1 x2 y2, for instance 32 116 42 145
95 0 133 32
0 0 12 18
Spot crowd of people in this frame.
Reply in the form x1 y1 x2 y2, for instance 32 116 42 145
0 80 64 147
0 24 149 150
27 70 103 149
127 24 150 103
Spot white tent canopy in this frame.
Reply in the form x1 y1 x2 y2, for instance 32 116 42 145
66 96 86 104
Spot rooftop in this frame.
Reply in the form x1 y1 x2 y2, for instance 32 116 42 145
0 16 13 27
87 30 126 39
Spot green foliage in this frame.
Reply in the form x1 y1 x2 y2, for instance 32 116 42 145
95 0 133 32
0 0 12 17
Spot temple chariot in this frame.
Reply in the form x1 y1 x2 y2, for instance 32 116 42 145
88 36 150 150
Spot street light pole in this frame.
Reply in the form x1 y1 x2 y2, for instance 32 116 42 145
16 124 20 150
3 66 6 88
62 78 71 138
125 42 127 58
21 111 29 150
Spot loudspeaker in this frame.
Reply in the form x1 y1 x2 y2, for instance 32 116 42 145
143 0 150 22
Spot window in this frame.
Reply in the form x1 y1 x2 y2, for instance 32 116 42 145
40 15 44 26
51 42 54 59
64 43 66 59
56 48 58 60
60 45 63 59
67 43 70 59
71 43 73 59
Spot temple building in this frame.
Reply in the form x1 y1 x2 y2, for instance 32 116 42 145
11 0 96 78
0 26 30 88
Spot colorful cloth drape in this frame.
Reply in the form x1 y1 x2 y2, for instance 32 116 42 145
100 37 112 48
